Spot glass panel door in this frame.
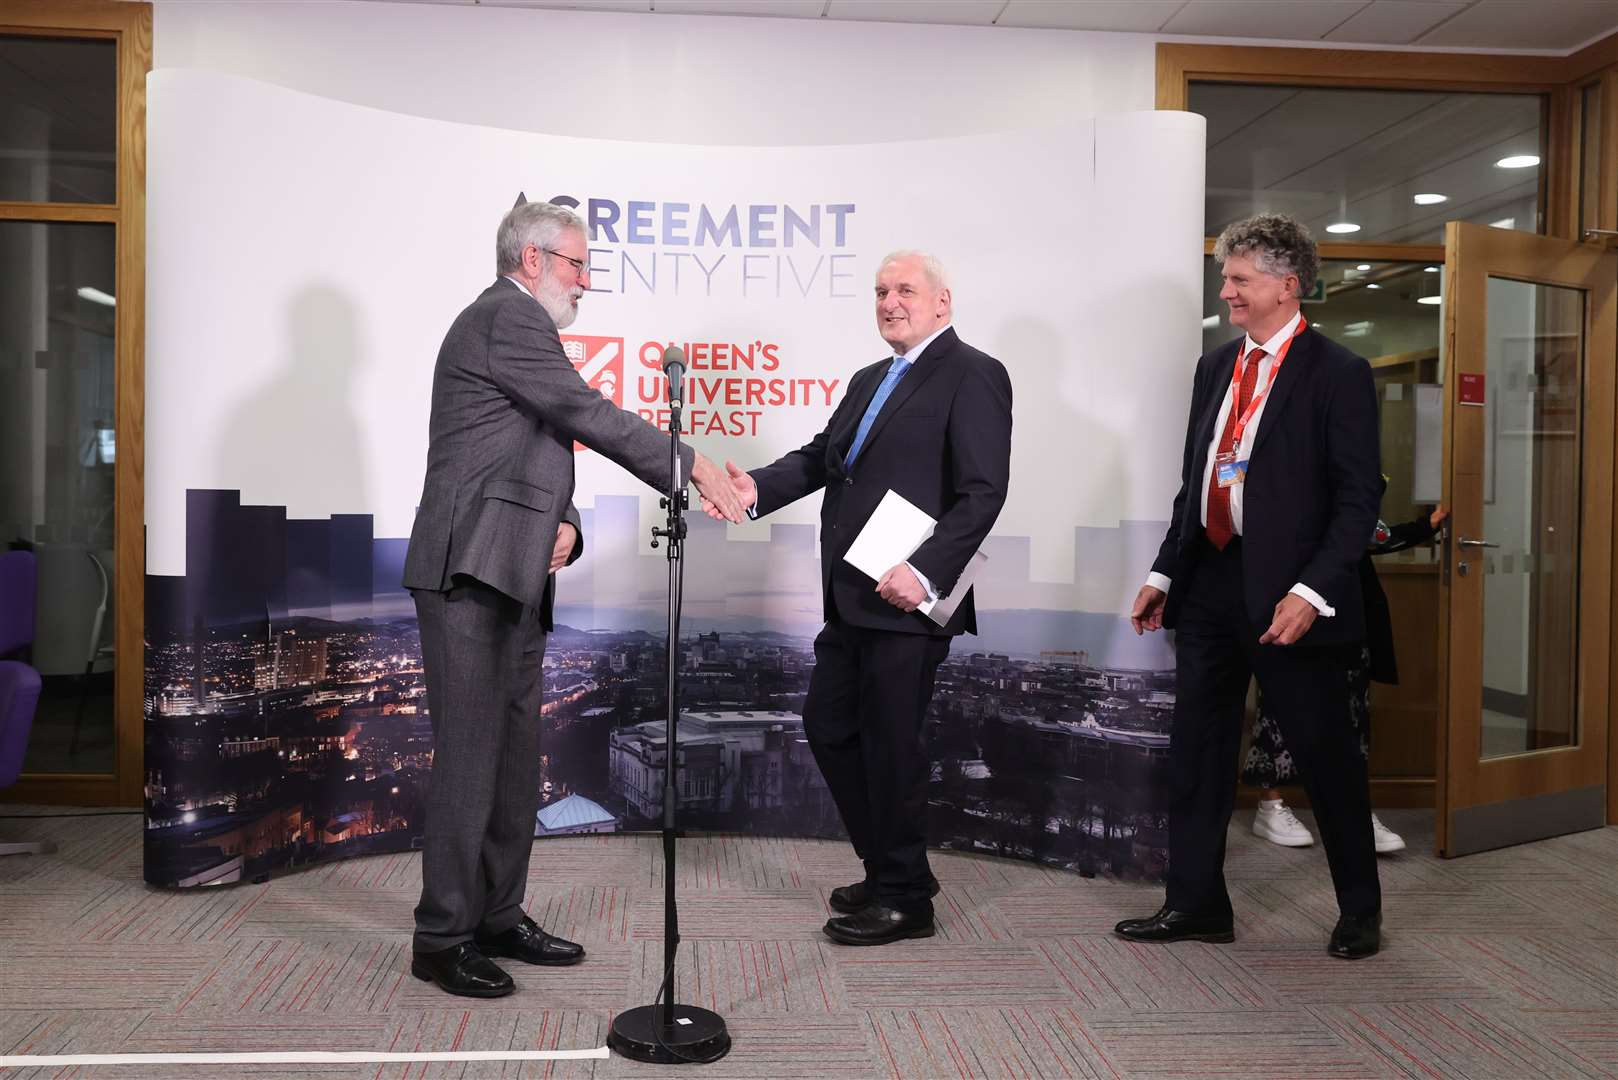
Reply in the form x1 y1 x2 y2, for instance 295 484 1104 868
0 219 118 774
1439 222 1614 856
1479 278 1582 759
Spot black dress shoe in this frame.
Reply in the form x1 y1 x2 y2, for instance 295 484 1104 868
1328 913 1381 960
475 916 585 967
828 880 870 914
823 903 935 946
829 879 941 915
411 942 514 998
1114 905 1234 944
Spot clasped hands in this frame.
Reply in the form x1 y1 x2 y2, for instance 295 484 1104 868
690 453 751 524
696 459 926 613
546 454 755 572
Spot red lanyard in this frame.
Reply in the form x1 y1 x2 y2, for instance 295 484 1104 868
1225 315 1306 452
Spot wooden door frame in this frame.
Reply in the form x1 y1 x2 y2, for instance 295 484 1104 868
1164 35 1618 825
1438 221 1615 854
0 0 150 806
1170 43 1571 811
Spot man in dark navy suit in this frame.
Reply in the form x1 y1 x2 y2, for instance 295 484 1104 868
702 251 1012 946
1124 213 1385 959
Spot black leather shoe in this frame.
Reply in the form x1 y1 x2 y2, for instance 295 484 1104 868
823 903 935 946
475 916 586 967
410 942 514 998
829 879 941 915
1114 905 1234 944
1328 913 1381 960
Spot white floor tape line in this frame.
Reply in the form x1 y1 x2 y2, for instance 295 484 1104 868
0 1048 611 1067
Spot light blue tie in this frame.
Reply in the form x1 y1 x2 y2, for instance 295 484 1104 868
843 358 911 470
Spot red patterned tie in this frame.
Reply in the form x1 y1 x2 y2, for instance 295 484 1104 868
1204 348 1263 551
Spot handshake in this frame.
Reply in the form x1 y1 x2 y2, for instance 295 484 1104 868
689 454 758 524
687 455 929 613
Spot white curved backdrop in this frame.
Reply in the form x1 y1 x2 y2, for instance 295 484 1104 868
142 69 1204 887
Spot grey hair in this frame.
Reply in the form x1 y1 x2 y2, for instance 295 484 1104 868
1212 213 1319 298
877 250 950 291
496 201 585 276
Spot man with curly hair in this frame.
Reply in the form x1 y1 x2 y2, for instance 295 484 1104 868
1124 212 1385 959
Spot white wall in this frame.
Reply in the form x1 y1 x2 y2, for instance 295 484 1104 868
151 1 1158 144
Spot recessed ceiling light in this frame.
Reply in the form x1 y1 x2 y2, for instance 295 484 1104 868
1356 264 1371 271
1496 155 1540 169
1413 193 1448 205
1424 266 1440 272
1326 222 1361 234
1201 315 1220 329
1417 296 1442 306
1366 283 1381 290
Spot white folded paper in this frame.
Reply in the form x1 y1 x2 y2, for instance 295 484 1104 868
842 489 988 626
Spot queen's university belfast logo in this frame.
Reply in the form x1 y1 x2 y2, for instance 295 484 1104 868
562 334 626 452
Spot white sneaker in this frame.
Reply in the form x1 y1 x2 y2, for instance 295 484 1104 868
1253 799 1315 847
1371 814 1406 854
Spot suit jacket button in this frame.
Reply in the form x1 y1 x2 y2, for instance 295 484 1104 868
844 477 854 486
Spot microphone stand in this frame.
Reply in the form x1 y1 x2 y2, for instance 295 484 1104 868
607 367 732 1066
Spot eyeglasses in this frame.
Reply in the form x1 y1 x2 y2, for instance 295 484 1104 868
541 248 589 277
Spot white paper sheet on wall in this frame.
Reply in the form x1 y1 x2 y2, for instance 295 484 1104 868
1413 383 1443 503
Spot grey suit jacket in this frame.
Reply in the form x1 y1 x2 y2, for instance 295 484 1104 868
403 278 693 619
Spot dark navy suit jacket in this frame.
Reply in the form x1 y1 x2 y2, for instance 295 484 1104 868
751 327 1013 637
1150 326 1381 646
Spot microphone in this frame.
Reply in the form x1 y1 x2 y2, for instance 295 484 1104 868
662 345 687 407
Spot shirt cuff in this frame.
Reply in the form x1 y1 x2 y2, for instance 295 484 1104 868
1289 583 1336 617
1144 572 1172 595
907 562 940 602
745 503 759 520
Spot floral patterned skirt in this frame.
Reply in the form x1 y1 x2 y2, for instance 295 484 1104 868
1241 645 1372 788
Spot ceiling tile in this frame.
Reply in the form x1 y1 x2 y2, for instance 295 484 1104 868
995 0 1186 32
1190 82 1300 145
652 0 824 15
1323 1 1468 46
1416 0 1618 50
1161 0 1372 41
1194 80 1544 243
825 0 1005 26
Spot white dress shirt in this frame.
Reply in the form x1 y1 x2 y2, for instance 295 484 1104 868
503 274 535 302
1145 311 1335 618
888 324 952 601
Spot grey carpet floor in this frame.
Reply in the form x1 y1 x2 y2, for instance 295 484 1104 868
0 809 1613 1079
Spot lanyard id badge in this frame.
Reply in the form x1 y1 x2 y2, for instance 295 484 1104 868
1214 451 1248 488
1224 315 1308 454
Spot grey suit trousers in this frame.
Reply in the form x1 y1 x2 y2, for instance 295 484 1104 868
411 579 547 953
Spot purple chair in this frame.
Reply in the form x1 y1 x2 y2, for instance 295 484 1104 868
0 549 36 661
0 660 54 856
0 552 51 856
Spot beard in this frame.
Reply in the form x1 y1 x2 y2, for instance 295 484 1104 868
537 274 582 330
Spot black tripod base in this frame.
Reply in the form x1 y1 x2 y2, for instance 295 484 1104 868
608 1004 731 1064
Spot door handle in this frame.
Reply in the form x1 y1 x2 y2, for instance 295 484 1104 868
1458 537 1499 548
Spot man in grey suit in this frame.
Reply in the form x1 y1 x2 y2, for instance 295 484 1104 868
402 201 744 998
